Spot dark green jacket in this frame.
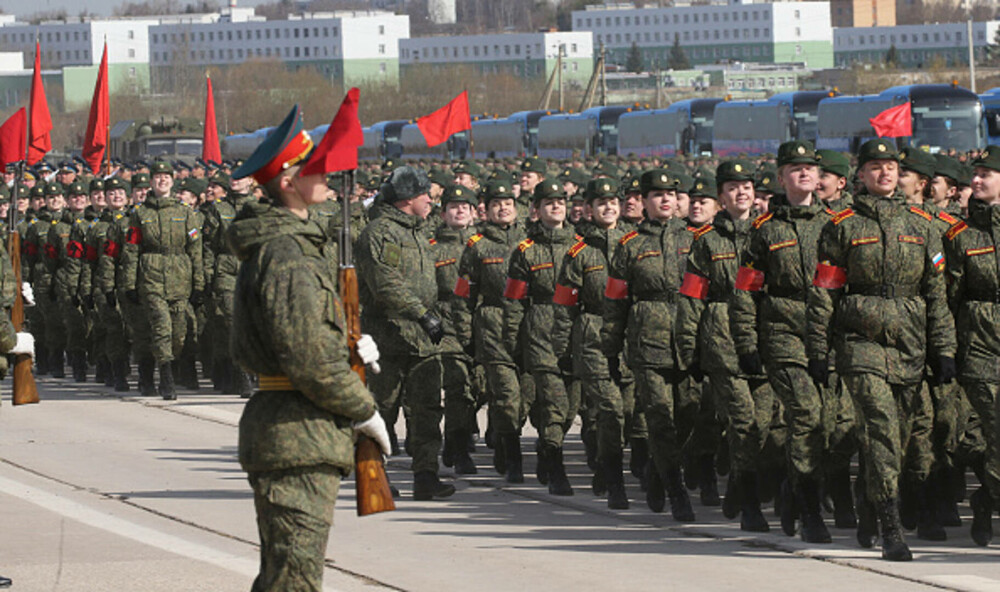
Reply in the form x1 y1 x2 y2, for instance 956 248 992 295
434 222 477 355
122 194 205 301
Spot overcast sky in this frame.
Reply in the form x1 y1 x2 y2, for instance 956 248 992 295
0 0 270 18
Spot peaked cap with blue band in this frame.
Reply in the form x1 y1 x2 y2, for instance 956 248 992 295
232 105 314 185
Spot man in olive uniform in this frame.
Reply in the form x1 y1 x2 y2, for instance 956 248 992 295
517 157 546 220
52 181 94 381
90 177 131 391
22 184 51 374
357 166 454 501
122 161 205 400
807 138 956 561
40 182 70 377
503 178 578 496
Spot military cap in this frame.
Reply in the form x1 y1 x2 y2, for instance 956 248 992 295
132 172 151 189
149 160 174 176
89 179 105 193
382 158 398 172
104 177 130 193
364 174 381 191
639 169 679 195
13 183 30 200
520 156 545 174
30 185 45 199
622 174 642 195
174 161 191 172
58 160 76 173
181 177 208 196
972 145 1000 173
933 154 962 183
208 171 231 191
716 159 755 185
44 182 63 196
0 185 8 200
484 179 516 201
441 183 478 207
531 177 564 203
856 138 899 167
35 160 53 173
674 171 695 194
355 169 370 187
427 168 451 188
755 168 778 194
776 140 818 167
194 158 208 169
233 105 314 185
67 181 88 196
452 160 483 178
690 174 718 200
583 177 620 202
592 160 619 179
4 163 16 173
898 147 936 179
815 149 851 178
380 166 431 203
663 160 688 176
957 162 973 186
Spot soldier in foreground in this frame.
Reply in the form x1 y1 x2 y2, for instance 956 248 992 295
228 105 388 591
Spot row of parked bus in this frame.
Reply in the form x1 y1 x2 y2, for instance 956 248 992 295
222 84 1000 162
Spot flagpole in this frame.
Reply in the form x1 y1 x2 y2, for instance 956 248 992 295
465 88 475 160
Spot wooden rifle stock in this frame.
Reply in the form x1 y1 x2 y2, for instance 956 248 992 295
339 172 395 517
8 231 38 405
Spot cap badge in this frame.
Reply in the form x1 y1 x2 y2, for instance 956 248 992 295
797 145 806 155
734 164 743 172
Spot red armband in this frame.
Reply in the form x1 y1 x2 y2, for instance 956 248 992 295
85 244 98 261
66 240 85 259
734 266 765 292
453 276 471 299
679 272 710 300
604 277 628 300
812 262 847 289
44 243 58 259
553 283 579 306
24 242 38 257
503 277 528 300
103 240 121 259
125 226 143 245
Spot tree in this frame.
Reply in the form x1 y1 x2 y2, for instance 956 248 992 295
885 43 899 67
988 26 1000 67
668 34 691 70
626 42 644 73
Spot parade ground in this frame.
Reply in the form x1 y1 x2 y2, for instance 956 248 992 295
0 377 998 592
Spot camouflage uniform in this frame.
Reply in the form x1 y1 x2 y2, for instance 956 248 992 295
42 208 73 376
22 207 51 373
92 199 131 389
52 201 95 381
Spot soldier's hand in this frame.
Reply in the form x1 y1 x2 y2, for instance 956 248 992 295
558 355 574 376
607 356 622 384
82 295 94 311
9 332 34 358
934 356 957 385
105 292 117 309
21 282 34 307
354 412 392 457
189 290 204 307
738 352 763 376
356 334 381 374
418 311 444 345
808 359 830 389
125 290 139 304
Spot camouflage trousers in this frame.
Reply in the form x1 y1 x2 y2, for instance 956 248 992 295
485 363 537 436
841 374 930 503
681 375 722 460
41 299 66 354
61 298 88 354
248 464 340 592
824 372 859 472
144 294 190 364
101 301 129 361
767 363 826 478
634 366 699 473
121 296 153 359
588 375 623 459
534 370 580 449
706 373 776 474
369 353 442 474
959 379 1000 500
925 379 968 470
442 353 476 434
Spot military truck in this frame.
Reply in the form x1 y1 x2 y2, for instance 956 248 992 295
108 117 204 164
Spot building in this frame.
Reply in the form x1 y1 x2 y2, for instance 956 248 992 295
571 2 834 71
148 9 409 89
399 31 594 86
830 0 896 28
833 21 1000 67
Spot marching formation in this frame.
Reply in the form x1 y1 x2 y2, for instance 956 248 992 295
3 122 1000 581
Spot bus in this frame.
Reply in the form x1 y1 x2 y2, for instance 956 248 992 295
581 105 637 157
506 109 559 156
662 98 723 156
367 120 409 161
712 99 792 156
981 88 1000 145
399 123 469 161
469 117 525 159
767 90 838 144
537 113 597 159
615 109 687 158
110 118 203 165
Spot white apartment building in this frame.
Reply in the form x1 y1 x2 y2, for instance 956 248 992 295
834 21 1000 67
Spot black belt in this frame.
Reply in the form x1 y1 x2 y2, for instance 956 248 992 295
847 284 920 298
633 292 676 304
766 286 806 300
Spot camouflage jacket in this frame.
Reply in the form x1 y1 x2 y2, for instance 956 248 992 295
96 206 135 297
48 209 88 302
730 196 834 367
22 210 52 287
79 209 117 303
433 222 477 354
806 189 956 383
451 221 526 364
944 197 1000 382
122 194 205 301
209 192 254 303
229 200 376 473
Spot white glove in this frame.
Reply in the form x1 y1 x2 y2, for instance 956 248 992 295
354 412 391 457
21 282 34 307
9 332 34 357
356 334 381 374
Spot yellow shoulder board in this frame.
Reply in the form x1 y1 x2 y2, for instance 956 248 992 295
937 211 959 225
466 233 484 248
752 212 774 229
945 221 968 242
693 225 714 239
568 240 587 258
518 238 534 252
824 208 836 216
831 209 855 225
908 206 933 222
619 230 639 246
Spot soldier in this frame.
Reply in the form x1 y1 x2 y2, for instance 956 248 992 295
51 181 93 382
91 177 131 391
730 141 834 543
357 166 455 501
122 161 204 400
503 178 578 496
39 182 69 377
815 150 853 210
452 180 528 483
897 148 937 207
517 157 546 220
227 104 388 592
22 184 51 374
807 138 956 561
620 175 644 228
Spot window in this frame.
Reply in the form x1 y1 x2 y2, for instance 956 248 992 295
379 44 385 54
294 47 300 57
505 44 510 55
304 47 309 57
294 28 300 38
238 48 244 58
303 28 308 38
795 27 800 37
380 62 386 73
571 43 577 53
794 10 800 18
129 48 135 58
237 30 242 40
227 31 232 41
152 34 158 43
209 32 215 41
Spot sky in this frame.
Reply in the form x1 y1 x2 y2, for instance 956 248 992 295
0 0 270 18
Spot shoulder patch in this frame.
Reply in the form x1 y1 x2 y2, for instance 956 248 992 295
466 233 484 248
945 221 968 242
937 211 959 225
568 240 587 258
619 230 639 246
824 207 836 216
429 238 437 246
752 212 774 229
831 209 855 225
693 225 714 239
908 206 933 222
518 238 534 252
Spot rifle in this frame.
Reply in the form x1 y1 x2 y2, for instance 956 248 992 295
9 162 38 405
340 170 395 517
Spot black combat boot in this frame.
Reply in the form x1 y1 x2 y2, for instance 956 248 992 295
72 351 87 382
604 452 629 510
546 447 573 496
722 473 741 520
698 454 720 506
35 343 49 375
94 356 107 385
879 498 913 561
933 469 962 527
582 430 598 472
780 478 798 536
665 465 696 522
683 452 700 491
159 362 177 401
412 471 455 501
798 476 832 543
740 471 770 532
138 357 157 397
50 349 65 378
970 487 994 547
492 433 507 475
916 477 947 542
211 358 226 391
630 437 649 482
441 432 456 468
113 357 130 392
504 434 524 484
645 462 666 513
854 475 878 548
450 431 477 475
899 475 918 531
536 445 550 486
827 467 857 528
0 573 11 587
180 355 200 390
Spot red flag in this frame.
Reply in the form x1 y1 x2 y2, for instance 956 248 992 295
28 42 52 165
417 90 471 147
82 42 110 174
202 74 222 165
300 87 363 176
869 102 912 138
0 108 26 167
